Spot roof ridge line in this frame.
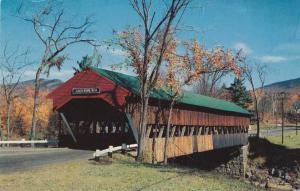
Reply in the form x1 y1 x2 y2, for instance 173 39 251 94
89 66 250 115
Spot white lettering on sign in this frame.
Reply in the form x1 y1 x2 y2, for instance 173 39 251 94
71 88 100 95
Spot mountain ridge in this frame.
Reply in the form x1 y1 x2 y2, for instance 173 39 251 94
19 79 63 91
17 76 300 95
264 77 300 93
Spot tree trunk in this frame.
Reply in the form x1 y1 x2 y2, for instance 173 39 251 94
0 112 2 141
275 109 278 128
164 99 175 165
255 98 260 137
5 101 12 147
152 107 161 164
296 115 298 136
30 66 43 145
137 95 150 162
249 79 260 138
152 123 157 164
0 113 2 147
6 102 12 141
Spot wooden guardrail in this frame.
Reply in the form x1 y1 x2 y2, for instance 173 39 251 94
93 143 138 160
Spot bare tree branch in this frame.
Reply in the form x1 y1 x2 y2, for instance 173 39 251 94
0 43 31 140
243 61 267 137
18 1 98 141
117 0 191 162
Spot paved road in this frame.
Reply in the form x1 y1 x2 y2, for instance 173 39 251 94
0 148 93 173
249 126 299 137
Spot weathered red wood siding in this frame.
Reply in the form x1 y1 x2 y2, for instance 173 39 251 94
144 133 248 162
49 69 250 130
48 69 131 110
48 69 250 160
126 103 250 133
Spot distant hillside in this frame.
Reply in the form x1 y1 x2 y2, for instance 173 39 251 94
264 77 300 93
19 79 63 91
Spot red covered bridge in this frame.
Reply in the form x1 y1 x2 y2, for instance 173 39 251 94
48 67 251 162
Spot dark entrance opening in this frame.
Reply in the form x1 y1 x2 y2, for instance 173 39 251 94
58 98 136 150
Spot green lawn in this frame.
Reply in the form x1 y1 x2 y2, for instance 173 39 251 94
0 154 261 191
266 131 300 148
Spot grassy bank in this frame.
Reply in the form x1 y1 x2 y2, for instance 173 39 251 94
0 154 260 191
266 131 300 148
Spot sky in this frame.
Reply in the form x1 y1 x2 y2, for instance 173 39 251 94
1 0 300 88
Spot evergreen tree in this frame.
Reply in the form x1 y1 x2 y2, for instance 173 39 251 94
227 78 252 109
73 49 102 75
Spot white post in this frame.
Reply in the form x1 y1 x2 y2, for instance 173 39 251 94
95 149 100 161
108 145 113 158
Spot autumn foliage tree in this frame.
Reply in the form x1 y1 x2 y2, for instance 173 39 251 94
160 39 242 164
0 85 53 140
0 44 30 141
116 0 190 161
9 87 53 138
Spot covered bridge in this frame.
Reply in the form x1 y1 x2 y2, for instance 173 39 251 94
48 67 251 162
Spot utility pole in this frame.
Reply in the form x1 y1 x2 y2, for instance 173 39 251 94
296 108 299 136
275 107 278 128
0 113 2 142
296 114 298 136
280 92 286 144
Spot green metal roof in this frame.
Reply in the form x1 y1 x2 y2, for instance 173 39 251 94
90 67 250 115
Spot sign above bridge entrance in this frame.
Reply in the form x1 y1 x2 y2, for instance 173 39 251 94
71 87 100 96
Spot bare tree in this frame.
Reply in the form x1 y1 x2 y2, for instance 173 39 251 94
20 2 96 141
117 0 190 161
194 64 229 97
266 90 280 121
0 43 30 141
261 90 282 125
243 62 266 137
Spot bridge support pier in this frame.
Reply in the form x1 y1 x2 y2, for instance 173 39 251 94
215 144 249 178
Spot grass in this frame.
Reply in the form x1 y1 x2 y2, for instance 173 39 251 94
0 154 261 191
248 134 300 182
250 123 298 131
265 131 300 148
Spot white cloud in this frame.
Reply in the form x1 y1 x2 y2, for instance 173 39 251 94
233 42 252 55
23 69 74 81
48 70 74 79
257 55 287 63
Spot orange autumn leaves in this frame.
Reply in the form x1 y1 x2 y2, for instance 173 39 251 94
117 28 242 99
159 39 242 98
0 87 52 138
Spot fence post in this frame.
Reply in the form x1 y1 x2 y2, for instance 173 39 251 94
121 143 126 154
108 145 113 158
95 149 100 161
